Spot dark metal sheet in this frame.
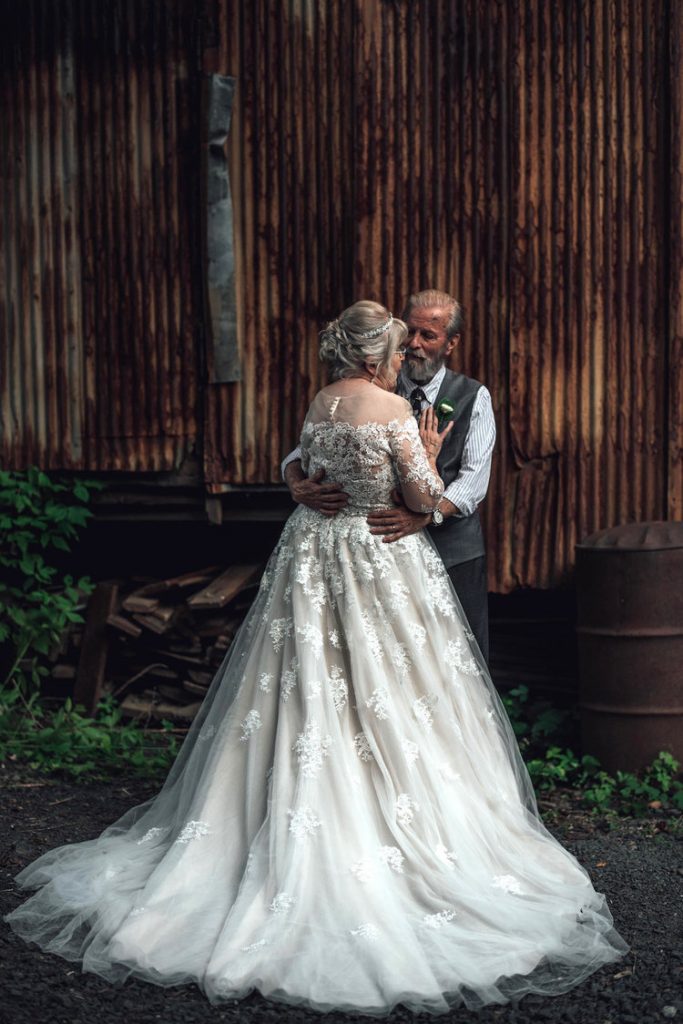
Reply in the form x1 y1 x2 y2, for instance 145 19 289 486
204 73 240 384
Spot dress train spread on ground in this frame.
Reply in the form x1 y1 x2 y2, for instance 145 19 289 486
6 386 627 1014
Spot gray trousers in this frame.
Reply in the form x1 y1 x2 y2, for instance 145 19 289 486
446 555 489 665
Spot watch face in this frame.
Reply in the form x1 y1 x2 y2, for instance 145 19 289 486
432 509 444 526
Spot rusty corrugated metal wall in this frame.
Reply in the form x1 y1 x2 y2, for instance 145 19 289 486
671 3 683 522
0 0 201 472
209 0 680 591
2 1 682 591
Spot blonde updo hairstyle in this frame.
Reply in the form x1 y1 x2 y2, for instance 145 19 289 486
319 300 408 380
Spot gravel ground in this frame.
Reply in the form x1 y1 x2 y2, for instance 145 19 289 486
0 766 681 1024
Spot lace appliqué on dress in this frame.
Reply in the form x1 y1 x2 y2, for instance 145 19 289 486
402 738 420 766
240 710 262 741
396 793 419 827
423 910 458 929
329 665 348 713
354 733 375 762
270 617 293 652
378 846 405 873
349 923 380 941
366 687 391 720
297 623 324 659
413 694 438 730
280 657 299 703
292 723 333 779
350 859 375 883
436 843 458 866
269 893 296 914
175 821 211 844
288 806 322 841
136 826 167 845
492 874 524 895
448 638 482 676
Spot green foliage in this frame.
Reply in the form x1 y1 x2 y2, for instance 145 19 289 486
0 468 103 694
0 689 179 781
582 751 683 816
501 684 576 754
502 684 683 817
0 469 176 783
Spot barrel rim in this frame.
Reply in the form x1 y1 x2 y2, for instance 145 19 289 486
576 519 683 552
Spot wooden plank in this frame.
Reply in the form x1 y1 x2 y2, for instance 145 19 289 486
153 648 207 667
182 678 210 696
121 594 160 613
187 563 262 609
132 610 179 635
122 566 221 601
74 581 118 713
106 612 143 638
119 693 202 723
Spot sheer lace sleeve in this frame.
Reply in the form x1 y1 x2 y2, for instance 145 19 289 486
299 421 312 475
387 413 444 513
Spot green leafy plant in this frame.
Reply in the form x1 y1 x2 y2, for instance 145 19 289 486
526 746 581 789
0 467 102 696
526 745 682 816
584 751 683 816
501 683 682 817
0 690 179 781
501 684 576 754
0 468 180 783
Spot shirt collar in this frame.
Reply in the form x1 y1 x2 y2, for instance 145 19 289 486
399 364 446 402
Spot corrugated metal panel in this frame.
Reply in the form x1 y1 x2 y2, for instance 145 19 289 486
504 0 669 589
0 0 84 468
670 2 683 520
0 0 201 472
207 0 674 592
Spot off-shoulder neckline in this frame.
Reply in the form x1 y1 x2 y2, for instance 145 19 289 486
303 417 416 431
315 385 409 405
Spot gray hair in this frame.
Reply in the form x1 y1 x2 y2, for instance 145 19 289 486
319 300 408 379
402 289 464 339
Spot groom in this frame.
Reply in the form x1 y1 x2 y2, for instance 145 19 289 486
282 289 495 662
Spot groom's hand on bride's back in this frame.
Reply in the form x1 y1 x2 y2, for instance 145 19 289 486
284 463 349 517
366 489 431 543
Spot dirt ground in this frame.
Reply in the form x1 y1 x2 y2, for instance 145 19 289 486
0 765 681 1024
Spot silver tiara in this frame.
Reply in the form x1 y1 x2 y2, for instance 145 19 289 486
359 314 394 340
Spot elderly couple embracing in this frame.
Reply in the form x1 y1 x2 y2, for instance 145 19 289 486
6 292 627 1014
283 289 495 664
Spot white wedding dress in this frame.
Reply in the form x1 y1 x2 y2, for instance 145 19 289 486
6 383 627 1014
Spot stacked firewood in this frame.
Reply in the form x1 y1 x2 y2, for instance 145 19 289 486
50 564 263 725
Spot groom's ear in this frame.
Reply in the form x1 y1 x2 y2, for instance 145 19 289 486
445 334 460 357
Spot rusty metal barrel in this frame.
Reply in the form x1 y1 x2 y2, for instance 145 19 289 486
576 521 683 774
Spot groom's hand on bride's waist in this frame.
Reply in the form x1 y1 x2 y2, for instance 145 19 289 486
285 463 349 517
366 489 432 542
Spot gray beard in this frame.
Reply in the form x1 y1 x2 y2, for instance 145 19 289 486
404 355 445 384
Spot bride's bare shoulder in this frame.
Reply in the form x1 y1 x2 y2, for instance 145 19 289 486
380 391 412 418
305 384 411 424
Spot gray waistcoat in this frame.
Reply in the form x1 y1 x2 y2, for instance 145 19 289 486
400 370 486 568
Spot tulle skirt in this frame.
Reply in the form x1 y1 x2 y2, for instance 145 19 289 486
5 506 628 1014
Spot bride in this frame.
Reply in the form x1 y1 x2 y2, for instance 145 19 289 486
6 301 627 1014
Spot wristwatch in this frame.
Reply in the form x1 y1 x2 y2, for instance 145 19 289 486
431 508 444 526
